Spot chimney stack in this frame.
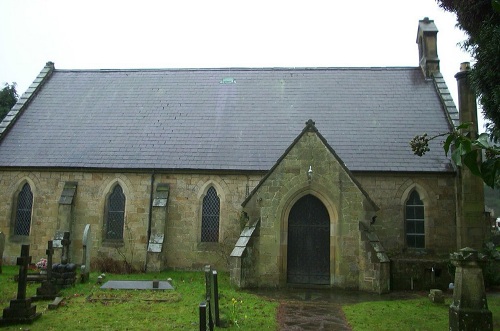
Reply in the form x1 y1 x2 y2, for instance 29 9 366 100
416 17 440 78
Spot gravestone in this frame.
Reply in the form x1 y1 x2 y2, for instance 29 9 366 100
449 247 492 330
61 231 71 264
52 232 77 288
0 232 4 274
0 245 41 325
33 240 60 301
81 224 91 283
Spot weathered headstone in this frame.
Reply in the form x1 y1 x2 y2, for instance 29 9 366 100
0 232 5 274
81 224 91 283
449 247 492 331
61 231 71 264
0 245 41 325
428 289 444 304
33 240 60 301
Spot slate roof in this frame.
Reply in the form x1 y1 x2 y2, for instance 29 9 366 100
0 65 456 172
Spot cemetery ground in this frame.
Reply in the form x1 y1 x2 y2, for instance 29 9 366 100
2 266 500 331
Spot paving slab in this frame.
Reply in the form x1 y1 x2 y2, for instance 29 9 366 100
100 280 173 290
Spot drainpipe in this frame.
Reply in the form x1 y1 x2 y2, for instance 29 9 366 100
144 171 155 272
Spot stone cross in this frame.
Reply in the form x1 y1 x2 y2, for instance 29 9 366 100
33 240 60 301
81 224 91 282
16 245 31 301
0 232 5 274
61 231 71 264
1 244 41 325
46 240 54 279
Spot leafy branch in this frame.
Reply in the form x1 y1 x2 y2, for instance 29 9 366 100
410 123 500 188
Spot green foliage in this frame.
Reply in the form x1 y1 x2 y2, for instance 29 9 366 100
436 0 500 135
411 123 500 188
481 242 500 287
0 82 18 121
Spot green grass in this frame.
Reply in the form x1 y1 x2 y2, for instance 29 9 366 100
343 294 500 331
0 266 278 330
3 266 500 330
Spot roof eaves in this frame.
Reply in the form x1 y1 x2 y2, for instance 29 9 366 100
0 62 55 141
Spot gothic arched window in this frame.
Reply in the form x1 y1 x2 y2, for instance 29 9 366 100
14 183 33 236
405 190 425 248
105 184 126 240
201 186 220 242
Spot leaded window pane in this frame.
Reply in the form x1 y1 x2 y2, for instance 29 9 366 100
106 185 125 240
405 190 425 248
14 183 33 236
201 187 220 242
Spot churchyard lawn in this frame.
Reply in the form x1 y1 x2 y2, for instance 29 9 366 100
1 266 500 330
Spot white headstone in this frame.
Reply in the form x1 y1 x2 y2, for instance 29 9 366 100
81 224 91 281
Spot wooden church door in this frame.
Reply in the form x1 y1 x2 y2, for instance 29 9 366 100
287 194 330 285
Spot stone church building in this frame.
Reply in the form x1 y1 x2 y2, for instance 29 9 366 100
0 18 488 293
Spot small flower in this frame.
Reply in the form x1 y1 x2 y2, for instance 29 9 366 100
35 258 47 270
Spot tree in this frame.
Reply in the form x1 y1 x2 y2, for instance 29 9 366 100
436 0 500 135
411 1 500 187
0 83 18 122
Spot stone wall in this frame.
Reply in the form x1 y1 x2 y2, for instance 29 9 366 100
243 130 379 289
355 173 457 255
0 170 261 271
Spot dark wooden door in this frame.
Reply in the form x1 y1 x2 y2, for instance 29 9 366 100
287 194 330 285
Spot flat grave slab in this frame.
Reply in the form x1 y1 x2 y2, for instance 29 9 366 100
100 280 174 290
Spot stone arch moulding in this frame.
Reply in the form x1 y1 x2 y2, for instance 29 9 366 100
278 184 339 286
196 177 227 202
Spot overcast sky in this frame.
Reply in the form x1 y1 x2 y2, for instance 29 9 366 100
0 0 484 129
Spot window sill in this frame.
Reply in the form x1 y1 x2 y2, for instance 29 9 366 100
197 242 219 251
102 240 124 248
9 235 30 244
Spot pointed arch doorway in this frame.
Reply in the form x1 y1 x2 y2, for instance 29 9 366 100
287 194 330 285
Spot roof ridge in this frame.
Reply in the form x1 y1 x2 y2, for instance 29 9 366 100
53 66 420 73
